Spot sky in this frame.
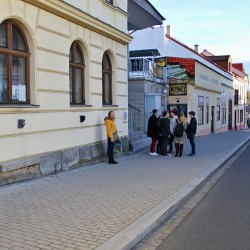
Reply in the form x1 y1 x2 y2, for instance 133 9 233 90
149 0 250 76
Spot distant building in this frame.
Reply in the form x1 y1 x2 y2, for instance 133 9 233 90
129 26 236 136
201 50 249 130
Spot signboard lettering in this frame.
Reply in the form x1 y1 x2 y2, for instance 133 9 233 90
169 84 187 96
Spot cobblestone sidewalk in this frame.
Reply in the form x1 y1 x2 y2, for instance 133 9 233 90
0 130 249 250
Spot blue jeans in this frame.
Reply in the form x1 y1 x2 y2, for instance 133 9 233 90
189 134 195 154
107 138 115 161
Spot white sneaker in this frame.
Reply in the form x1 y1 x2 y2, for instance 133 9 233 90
150 152 158 156
166 154 172 157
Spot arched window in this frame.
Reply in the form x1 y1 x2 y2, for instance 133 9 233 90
69 42 85 104
102 52 112 105
0 20 30 104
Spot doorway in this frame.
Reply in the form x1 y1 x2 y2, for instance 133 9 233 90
234 110 237 130
211 106 215 133
228 99 232 130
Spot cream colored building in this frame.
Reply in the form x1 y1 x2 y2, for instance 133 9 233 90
166 57 234 136
0 0 132 184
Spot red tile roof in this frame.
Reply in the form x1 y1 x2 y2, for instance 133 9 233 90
167 57 195 76
233 63 245 73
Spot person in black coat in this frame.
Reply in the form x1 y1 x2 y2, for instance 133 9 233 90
159 111 171 155
147 109 159 155
186 111 197 156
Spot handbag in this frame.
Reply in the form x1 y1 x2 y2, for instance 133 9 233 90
114 141 122 154
112 131 119 143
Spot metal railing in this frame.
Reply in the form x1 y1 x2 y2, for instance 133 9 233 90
128 58 167 83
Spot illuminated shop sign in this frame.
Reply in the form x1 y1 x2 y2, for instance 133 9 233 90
169 84 187 96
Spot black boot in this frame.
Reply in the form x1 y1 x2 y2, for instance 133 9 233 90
109 159 118 164
175 143 179 157
179 144 183 157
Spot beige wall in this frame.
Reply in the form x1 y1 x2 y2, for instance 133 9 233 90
63 0 128 33
0 0 131 162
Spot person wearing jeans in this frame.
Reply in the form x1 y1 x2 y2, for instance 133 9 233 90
186 111 197 156
104 111 118 164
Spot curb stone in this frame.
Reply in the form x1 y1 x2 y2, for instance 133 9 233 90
96 135 250 250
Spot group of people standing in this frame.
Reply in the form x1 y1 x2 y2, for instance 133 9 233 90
104 108 197 165
147 109 197 157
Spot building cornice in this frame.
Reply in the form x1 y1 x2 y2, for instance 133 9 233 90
22 0 132 45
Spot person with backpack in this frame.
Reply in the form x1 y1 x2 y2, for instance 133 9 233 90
147 109 160 156
173 113 187 157
186 111 197 156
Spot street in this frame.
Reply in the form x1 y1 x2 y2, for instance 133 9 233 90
156 143 250 250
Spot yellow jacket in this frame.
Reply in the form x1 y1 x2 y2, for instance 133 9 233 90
104 116 117 139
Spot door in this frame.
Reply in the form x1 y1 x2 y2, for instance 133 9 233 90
211 106 215 133
145 94 155 132
168 104 188 117
145 94 164 132
234 110 237 130
228 99 232 130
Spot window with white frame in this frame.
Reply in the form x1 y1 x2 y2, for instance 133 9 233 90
221 92 226 124
198 96 204 125
206 97 209 124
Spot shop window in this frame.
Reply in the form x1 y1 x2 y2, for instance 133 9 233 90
222 108 226 124
102 51 112 105
0 21 30 104
198 96 204 125
221 92 226 124
69 42 85 104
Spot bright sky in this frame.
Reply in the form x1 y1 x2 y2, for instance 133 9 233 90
149 0 250 75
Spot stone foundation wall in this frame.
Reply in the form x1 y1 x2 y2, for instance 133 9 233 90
0 137 128 186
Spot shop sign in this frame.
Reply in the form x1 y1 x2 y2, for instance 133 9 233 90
169 84 187 96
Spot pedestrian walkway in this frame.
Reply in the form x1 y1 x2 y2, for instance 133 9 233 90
0 130 249 250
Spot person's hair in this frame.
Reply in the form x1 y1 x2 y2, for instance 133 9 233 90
178 113 185 119
152 109 158 114
108 111 114 118
189 111 195 116
162 111 168 117
170 109 177 115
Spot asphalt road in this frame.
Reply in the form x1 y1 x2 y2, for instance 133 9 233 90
157 143 250 250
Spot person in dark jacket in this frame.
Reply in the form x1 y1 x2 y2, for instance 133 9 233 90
159 111 171 155
147 109 159 155
186 111 197 156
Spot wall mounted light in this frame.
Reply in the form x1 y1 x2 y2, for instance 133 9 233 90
80 115 86 123
17 119 25 129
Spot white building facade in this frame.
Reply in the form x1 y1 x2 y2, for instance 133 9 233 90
130 26 238 136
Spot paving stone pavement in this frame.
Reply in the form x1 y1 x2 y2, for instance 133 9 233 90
0 130 249 250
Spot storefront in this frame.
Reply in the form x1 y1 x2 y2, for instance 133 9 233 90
163 57 234 136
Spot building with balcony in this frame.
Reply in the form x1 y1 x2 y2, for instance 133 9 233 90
128 50 168 135
129 26 235 136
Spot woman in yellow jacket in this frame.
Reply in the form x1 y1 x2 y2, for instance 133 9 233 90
104 111 118 164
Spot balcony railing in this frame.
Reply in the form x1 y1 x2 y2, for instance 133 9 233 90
128 58 167 83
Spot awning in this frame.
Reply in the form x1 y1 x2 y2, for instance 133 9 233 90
128 0 165 31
